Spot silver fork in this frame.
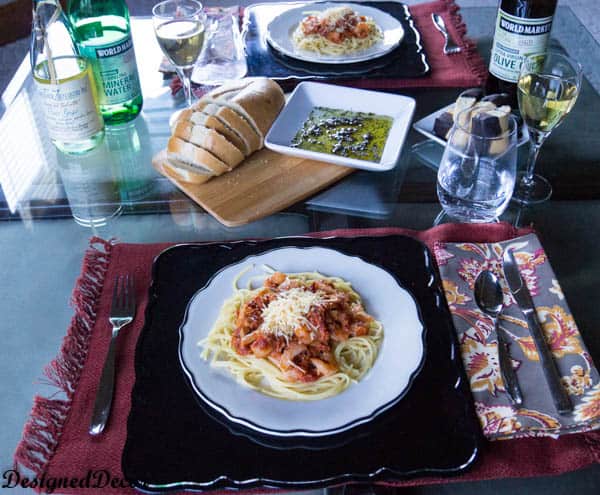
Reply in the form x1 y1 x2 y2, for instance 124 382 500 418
89 274 136 436
431 13 462 55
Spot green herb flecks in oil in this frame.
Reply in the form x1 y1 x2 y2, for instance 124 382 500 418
291 107 393 163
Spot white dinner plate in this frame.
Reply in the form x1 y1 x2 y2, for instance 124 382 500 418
179 246 425 437
266 2 405 64
413 103 530 148
265 81 416 171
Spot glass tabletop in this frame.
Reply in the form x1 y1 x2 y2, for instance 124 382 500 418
1 1 599 493
1 5 599 224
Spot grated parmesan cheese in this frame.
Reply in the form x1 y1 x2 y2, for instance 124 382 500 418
259 287 324 338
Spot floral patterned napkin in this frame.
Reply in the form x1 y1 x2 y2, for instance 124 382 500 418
434 233 600 440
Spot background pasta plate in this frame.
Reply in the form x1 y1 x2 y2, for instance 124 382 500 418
179 246 425 437
266 2 405 64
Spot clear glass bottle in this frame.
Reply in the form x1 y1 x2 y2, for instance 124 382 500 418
67 0 143 125
31 0 105 154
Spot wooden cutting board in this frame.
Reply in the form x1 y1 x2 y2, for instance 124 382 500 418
152 149 353 227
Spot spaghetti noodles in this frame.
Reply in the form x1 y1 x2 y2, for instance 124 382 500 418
292 6 383 56
200 270 383 400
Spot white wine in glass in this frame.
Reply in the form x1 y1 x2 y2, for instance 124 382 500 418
513 50 582 204
153 0 206 109
155 19 205 68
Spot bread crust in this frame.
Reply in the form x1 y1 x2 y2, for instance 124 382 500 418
189 111 251 156
161 158 213 184
205 80 253 100
228 78 285 137
173 120 244 169
195 100 262 152
167 137 230 176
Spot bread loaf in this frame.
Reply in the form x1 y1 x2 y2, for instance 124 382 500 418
163 78 285 184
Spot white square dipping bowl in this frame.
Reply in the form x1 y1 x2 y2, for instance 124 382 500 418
264 82 416 172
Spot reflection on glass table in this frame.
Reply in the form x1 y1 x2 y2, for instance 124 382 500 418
56 143 122 227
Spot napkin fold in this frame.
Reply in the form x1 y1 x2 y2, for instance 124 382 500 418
435 234 600 440
13 224 600 495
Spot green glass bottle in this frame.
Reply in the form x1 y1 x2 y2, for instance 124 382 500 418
67 0 143 125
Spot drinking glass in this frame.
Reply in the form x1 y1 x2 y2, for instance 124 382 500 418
513 50 583 204
153 0 206 108
192 9 247 84
437 109 518 223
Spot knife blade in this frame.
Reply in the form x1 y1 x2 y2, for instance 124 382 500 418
502 248 573 415
495 318 523 406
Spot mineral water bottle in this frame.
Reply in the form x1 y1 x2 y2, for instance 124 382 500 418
31 0 105 154
68 0 143 124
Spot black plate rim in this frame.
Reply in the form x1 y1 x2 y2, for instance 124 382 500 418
177 243 428 437
133 446 479 493
242 1 430 80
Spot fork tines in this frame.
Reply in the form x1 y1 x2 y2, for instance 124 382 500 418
112 274 136 317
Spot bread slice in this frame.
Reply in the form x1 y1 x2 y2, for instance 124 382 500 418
195 100 262 152
167 136 231 179
188 111 251 156
161 157 213 185
173 120 244 170
220 78 285 137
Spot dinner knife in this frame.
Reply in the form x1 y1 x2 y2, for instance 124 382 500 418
496 319 523 407
502 249 573 415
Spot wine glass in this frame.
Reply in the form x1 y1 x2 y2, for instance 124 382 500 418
153 0 206 109
513 50 583 204
437 108 518 223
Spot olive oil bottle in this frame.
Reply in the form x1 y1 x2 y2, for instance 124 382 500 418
68 0 143 124
487 0 558 105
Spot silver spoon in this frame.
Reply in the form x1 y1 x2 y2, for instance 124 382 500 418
474 270 523 406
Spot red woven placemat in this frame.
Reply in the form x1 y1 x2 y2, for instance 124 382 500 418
338 0 488 90
14 224 600 494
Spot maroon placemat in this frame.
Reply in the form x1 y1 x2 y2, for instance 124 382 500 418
337 0 488 90
14 224 600 494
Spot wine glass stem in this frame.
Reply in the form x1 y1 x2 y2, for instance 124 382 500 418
521 129 546 189
178 66 194 107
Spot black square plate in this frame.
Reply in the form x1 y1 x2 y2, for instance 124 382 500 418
122 236 481 492
243 2 430 80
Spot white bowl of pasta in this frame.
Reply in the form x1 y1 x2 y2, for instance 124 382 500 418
266 2 405 64
179 246 425 437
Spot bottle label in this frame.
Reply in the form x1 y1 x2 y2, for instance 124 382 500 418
34 67 104 142
489 9 553 83
79 34 141 107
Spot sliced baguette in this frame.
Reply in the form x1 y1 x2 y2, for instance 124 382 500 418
217 78 285 137
173 120 244 170
167 137 230 179
162 158 213 185
195 100 262 152
201 96 263 143
188 111 251 156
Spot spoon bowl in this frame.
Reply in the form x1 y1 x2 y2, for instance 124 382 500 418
474 270 503 318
